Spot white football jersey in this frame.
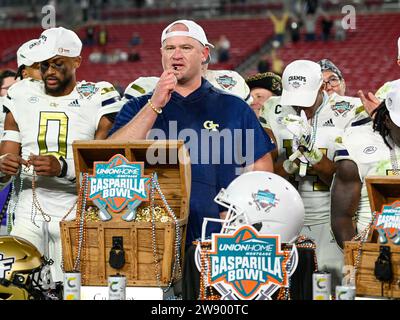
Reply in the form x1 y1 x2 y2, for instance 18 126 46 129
204 69 251 103
3 78 122 220
123 76 159 102
334 124 400 231
260 92 365 225
375 79 400 101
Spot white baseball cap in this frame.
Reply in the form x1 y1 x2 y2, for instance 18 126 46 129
27 27 82 62
161 19 214 48
281 60 323 107
386 89 400 127
16 39 37 67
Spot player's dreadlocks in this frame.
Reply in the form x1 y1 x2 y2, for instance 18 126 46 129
372 100 392 149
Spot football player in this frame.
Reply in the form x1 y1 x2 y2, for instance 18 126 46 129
331 89 400 247
15 39 41 80
0 27 122 282
259 60 366 289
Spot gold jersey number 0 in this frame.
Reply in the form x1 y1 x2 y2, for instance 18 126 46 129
38 111 69 158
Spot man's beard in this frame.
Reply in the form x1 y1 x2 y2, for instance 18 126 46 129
44 76 71 96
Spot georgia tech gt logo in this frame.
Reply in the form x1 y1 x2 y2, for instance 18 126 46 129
203 120 219 131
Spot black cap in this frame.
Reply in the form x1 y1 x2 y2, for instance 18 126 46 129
245 72 282 96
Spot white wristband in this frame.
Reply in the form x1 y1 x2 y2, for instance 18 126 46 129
64 158 76 181
1 130 21 143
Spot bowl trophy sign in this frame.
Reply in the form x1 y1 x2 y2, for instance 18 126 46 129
87 154 151 221
196 225 298 300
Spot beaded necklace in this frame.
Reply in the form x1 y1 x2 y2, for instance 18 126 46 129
389 141 400 175
276 248 291 300
350 213 377 285
60 173 88 284
31 170 52 227
149 172 182 293
196 241 220 300
7 174 24 234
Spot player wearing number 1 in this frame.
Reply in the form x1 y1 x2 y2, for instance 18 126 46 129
259 60 365 289
0 27 122 282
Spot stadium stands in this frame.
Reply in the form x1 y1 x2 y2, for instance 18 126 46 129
245 12 400 96
1 12 400 96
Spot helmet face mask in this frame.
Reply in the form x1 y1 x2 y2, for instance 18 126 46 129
202 171 305 243
0 236 54 300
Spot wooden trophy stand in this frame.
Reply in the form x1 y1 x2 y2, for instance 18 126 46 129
344 176 400 298
60 140 191 287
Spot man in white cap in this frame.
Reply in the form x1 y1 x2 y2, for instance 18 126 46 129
15 39 41 80
108 19 275 246
359 36 400 116
260 59 365 290
0 41 42 237
331 89 400 248
0 26 122 283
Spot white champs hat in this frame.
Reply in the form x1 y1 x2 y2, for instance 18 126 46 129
161 19 214 48
281 60 323 107
16 39 37 67
27 27 82 62
386 89 400 127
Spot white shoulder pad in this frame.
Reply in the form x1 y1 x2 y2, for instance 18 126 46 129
205 69 250 102
124 77 159 100
259 96 281 129
375 79 400 101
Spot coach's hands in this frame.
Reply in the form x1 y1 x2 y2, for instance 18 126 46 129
151 69 178 110
28 154 61 177
0 153 29 177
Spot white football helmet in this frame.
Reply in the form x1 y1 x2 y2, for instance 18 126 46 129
202 171 305 243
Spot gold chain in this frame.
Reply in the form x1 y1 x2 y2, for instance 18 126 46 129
350 213 377 285
31 170 52 223
390 147 400 175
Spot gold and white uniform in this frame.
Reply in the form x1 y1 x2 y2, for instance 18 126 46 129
260 92 365 287
334 124 400 232
3 78 122 281
203 69 251 103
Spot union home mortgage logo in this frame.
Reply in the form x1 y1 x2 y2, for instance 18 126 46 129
88 154 150 212
375 200 400 245
208 225 288 300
